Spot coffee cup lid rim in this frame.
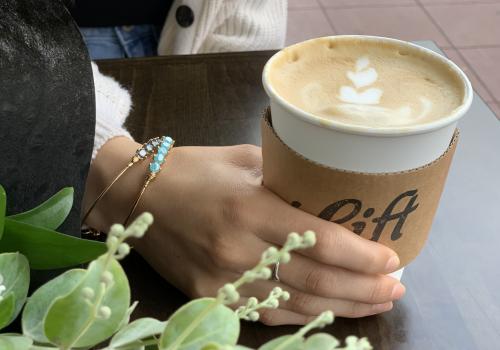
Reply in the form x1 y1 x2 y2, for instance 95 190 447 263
262 35 473 137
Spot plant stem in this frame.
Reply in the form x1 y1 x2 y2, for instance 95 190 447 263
273 315 327 350
101 337 160 350
232 256 275 290
166 296 223 350
64 281 107 349
137 338 160 346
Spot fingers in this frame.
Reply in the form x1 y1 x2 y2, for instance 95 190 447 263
240 280 394 321
221 233 405 305
225 144 263 172
253 187 400 274
279 253 405 304
258 308 311 326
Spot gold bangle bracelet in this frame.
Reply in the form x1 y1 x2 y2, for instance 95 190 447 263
123 137 175 226
82 136 164 226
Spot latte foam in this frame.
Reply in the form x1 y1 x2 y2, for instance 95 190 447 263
268 37 465 128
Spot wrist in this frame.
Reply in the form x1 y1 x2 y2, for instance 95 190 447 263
82 136 147 231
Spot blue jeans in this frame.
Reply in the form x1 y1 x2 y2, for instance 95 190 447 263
80 25 161 60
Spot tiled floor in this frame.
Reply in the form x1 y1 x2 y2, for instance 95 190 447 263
287 0 500 120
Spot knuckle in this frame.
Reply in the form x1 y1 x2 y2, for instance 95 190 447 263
304 268 332 296
224 144 262 173
289 291 315 314
304 269 322 293
366 245 393 273
189 277 216 299
313 230 336 258
368 278 390 303
231 144 261 165
363 249 381 273
210 233 239 270
219 193 246 230
348 301 369 318
236 143 260 156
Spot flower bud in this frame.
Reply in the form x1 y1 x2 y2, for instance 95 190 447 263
317 310 334 327
118 243 130 256
139 212 154 226
346 336 358 346
101 271 114 286
219 283 240 304
272 286 282 295
98 306 112 319
285 232 301 248
247 297 258 308
132 227 147 238
109 224 125 237
81 287 95 300
259 267 272 279
249 311 260 321
323 310 334 323
243 270 256 281
106 236 119 249
262 246 278 260
280 252 291 264
268 298 279 309
302 230 317 247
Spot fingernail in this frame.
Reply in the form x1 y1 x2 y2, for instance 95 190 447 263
372 302 393 313
391 283 406 300
385 255 400 272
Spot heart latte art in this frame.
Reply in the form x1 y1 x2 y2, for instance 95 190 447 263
268 37 464 128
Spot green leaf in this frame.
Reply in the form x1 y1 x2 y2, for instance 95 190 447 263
22 268 86 343
0 252 30 328
110 317 166 348
0 185 6 240
160 298 239 350
118 300 139 331
304 333 340 350
8 187 73 230
44 256 131 348
0 218 106 269
201 344 253 350
116 346 145 350
0 293 15 330
258 335 303 350
0 334 33 350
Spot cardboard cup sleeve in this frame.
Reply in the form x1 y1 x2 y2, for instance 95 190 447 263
261 108 459 267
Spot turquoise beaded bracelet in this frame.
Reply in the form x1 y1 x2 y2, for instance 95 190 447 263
124 136 175 225
83 136 168 227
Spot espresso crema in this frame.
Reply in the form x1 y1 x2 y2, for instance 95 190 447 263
268 37 465 128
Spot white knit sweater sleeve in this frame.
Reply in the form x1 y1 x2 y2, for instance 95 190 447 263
91 62 133 161
198 0 287 53
158 0 287 55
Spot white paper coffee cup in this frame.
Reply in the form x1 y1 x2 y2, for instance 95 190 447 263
263 36 473 173
262 36 473 280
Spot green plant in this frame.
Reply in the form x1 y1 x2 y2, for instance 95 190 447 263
0 185 106 269
0 187 372 350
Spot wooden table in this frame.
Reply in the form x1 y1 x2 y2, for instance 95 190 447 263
97 41 500 349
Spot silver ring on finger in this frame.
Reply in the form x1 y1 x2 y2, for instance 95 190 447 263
271 261 280 282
